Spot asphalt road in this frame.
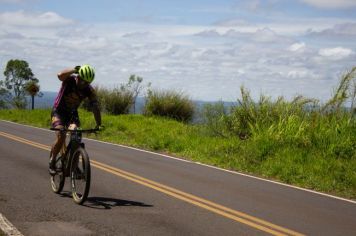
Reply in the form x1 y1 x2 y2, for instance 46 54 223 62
0 120 355 236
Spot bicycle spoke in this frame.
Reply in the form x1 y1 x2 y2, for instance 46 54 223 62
50 155 65 194
71 148 91 204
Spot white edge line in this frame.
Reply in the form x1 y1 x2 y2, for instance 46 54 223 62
0 213 24 236
1 119 356 205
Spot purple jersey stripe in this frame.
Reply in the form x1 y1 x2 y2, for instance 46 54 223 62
53 82 67 109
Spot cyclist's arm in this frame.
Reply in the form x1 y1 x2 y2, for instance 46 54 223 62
92 102 101 127
57 67 76 81
88 88 101 126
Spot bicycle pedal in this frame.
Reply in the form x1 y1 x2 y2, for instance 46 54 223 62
49 168 57 176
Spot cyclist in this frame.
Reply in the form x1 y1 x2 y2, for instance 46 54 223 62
49 64 101 175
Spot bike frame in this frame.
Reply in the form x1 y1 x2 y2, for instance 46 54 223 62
50 128 97 177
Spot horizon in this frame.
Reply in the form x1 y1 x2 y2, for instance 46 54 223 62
1 0 356 102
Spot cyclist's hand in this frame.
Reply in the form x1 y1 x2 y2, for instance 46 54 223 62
74 65 81 73
95 125 105 131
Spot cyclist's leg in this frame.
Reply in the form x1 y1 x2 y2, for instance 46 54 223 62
68 123 78 130
51 109 80 158
49 111 67 174
67 111 82 176
68 110 80 130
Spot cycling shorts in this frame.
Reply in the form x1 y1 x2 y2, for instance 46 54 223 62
51 109 80 128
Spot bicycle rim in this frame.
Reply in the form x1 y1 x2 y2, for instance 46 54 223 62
70 147 91 204
50 155 65 194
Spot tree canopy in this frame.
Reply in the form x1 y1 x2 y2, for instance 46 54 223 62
1 59 39 109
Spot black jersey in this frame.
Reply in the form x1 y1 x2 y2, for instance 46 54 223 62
53 74 97 113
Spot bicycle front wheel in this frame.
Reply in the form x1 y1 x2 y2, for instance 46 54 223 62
70 147 91 205
50 155 65 194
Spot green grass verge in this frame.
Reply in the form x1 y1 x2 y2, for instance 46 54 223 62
0 108 355 200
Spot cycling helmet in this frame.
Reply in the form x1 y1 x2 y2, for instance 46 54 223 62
78 64 95 83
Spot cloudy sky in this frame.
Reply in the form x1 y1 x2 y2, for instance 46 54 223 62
1 0 355 102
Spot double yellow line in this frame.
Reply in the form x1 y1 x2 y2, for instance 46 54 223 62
0 130 304 236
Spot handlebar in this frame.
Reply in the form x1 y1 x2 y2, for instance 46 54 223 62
50 128 100 133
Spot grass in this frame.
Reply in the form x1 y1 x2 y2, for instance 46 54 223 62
0 108 355 200
144 89 195 122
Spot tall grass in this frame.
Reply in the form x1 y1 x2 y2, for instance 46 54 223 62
200 101 231 137
197 70 356 197
144 89 195 122
230 88 318 139
82 86 133 115
322 67 356 115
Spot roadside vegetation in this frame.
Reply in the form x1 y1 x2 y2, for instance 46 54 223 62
0 59 41 109
0 64 355 200
144 89 195 122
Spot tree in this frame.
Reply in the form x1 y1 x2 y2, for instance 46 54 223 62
3 59 36 109
0 87 11 109
24 79 42 110
122 75 150 113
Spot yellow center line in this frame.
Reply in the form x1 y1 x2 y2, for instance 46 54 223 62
0 131 50 151
91 160 304 236
0 131 304 236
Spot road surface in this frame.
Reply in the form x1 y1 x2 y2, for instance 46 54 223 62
0 120 355 235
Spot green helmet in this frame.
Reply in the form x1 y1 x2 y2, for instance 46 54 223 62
78 64 95 83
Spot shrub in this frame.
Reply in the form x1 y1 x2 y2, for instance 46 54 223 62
101 87 134 115
200 86 318 140
144 90 194 122
82 86 134 115
200 101 231 137
229 88 317 140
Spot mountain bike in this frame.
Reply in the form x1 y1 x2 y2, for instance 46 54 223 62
49 127 99 204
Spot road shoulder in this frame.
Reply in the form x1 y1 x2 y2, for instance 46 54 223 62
0 213 23 236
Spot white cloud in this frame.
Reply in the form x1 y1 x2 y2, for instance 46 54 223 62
307 23 356 38
195 29 221 37
252 27 289 43
0 31 25 39
318 47 354 60
213 19 251 27
122 31 156 39
300 0 356 9
1 10 355 102
196 27 292 44
57 36 109 50
327 23 356 36
288 42 306 52
0 10 74 27
287 69 317 79
209 16 356 37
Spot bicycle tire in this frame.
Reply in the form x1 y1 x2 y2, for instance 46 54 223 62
70 147 91 205
50 155 65 194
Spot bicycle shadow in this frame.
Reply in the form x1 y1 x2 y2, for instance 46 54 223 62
59 192 153 209
85 197 153 210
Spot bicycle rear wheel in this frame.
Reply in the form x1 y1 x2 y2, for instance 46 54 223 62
50 155 65 194
70 147 91 205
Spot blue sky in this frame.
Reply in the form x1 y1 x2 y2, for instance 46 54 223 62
1 0 356 102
